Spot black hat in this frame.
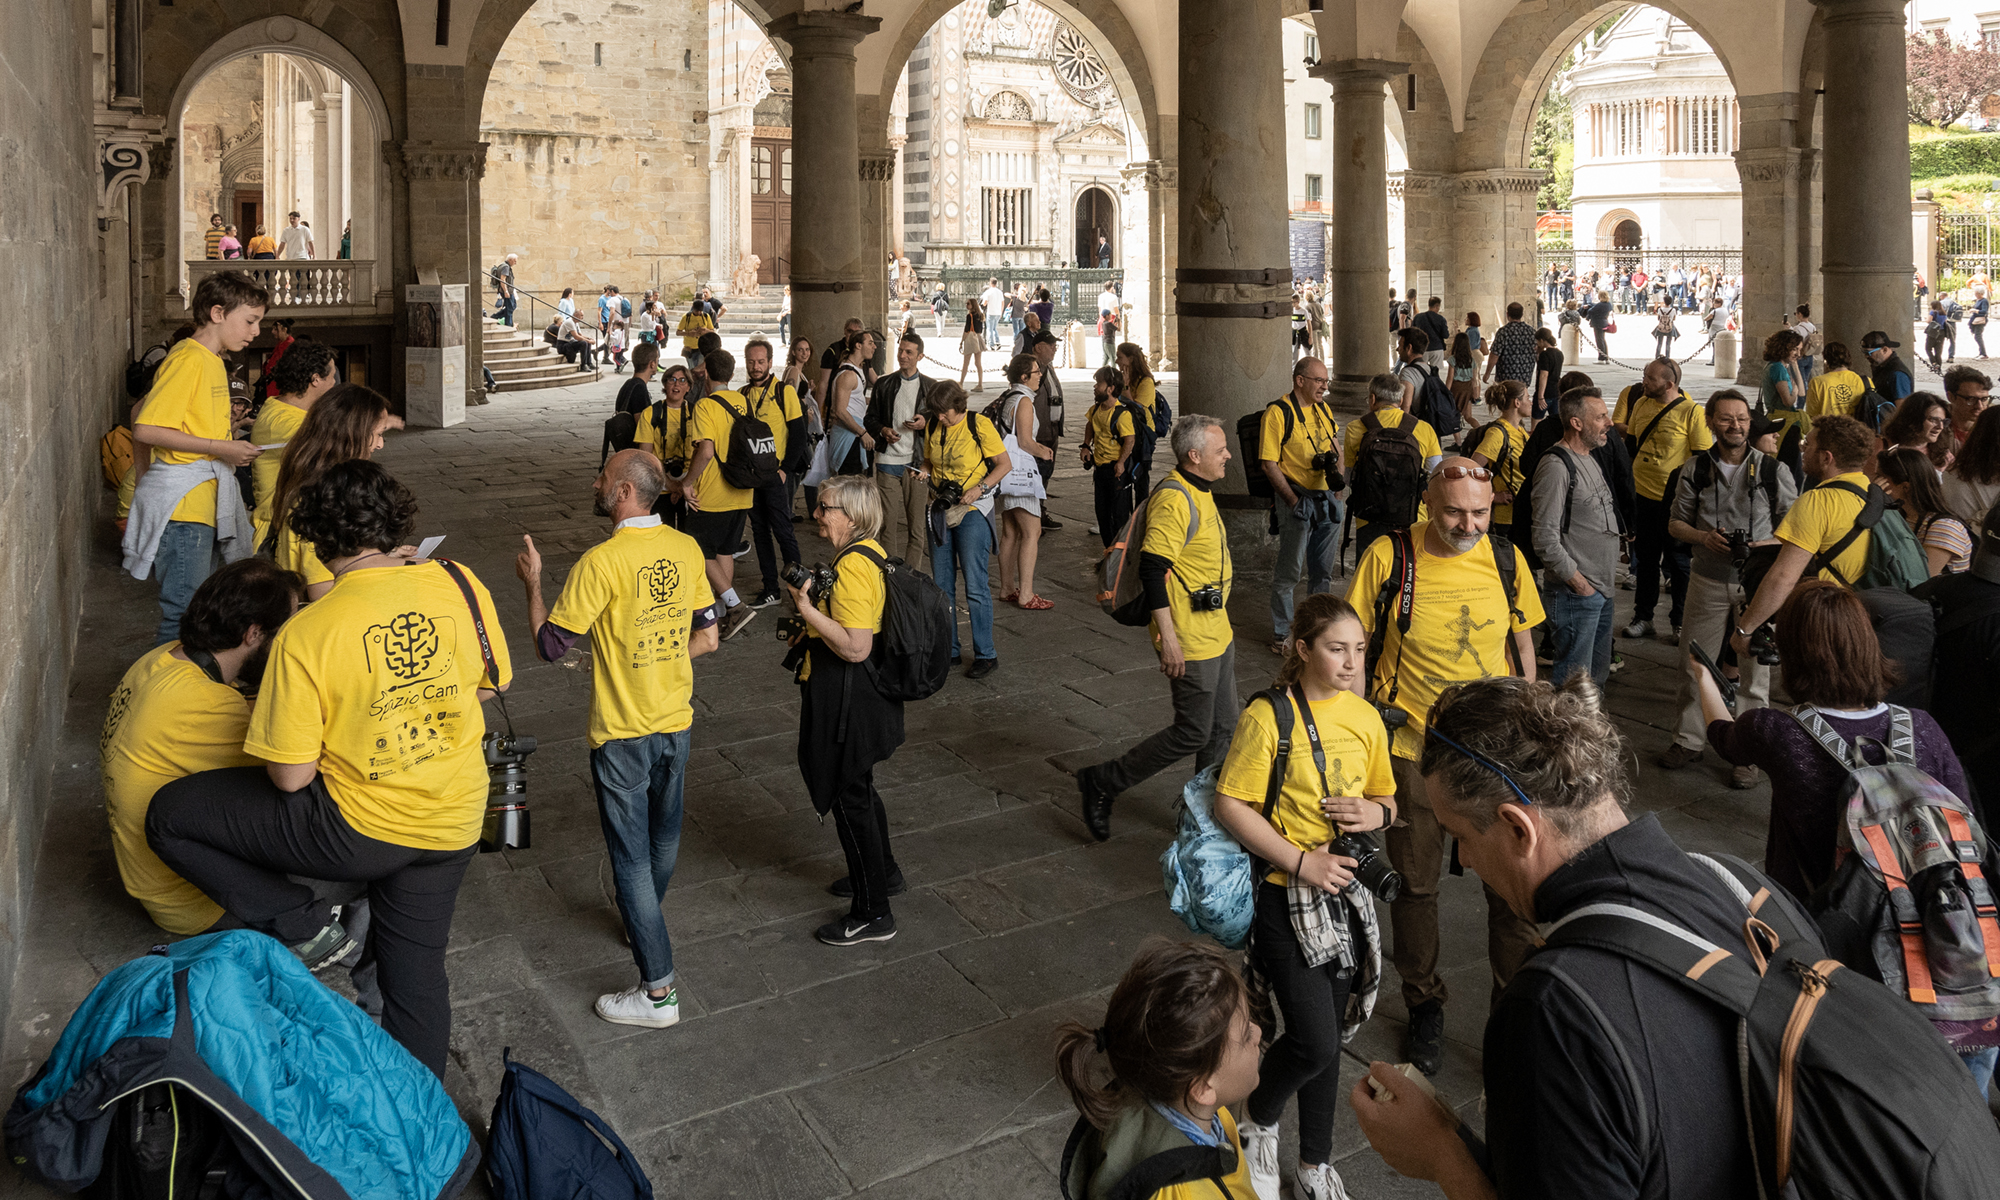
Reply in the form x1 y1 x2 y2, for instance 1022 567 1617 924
1748 412 1785 442
1860 331 1900 350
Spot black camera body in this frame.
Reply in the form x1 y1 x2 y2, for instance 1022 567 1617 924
1331 830 1402 902
1749 623 1781 666
1188 584 1226 612
480 731 537 852
1311 450 1339 477
781 561 838 598
1726 528 1751 568
663 456 687 478
1376 705 1410 731
933 478 965 509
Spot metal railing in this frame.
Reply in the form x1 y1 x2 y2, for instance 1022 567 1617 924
1942 212 2000 279
1535 247 1743 279
186 258 379 312
931 265 1125 327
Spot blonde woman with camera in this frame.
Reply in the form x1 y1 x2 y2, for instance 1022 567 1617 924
785 474 907 947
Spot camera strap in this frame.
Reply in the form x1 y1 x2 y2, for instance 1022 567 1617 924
437 558 517 739
1287 681 1334 801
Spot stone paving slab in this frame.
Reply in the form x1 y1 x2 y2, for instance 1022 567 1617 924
0 354 1820 1200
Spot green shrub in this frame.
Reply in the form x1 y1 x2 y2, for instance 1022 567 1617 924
1910 135 2000 179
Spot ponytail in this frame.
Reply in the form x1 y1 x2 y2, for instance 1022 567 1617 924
1484 378 1526 412
1275 595 1364 690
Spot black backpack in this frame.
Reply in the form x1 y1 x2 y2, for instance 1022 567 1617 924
124 342 171 400
841 545 953 702
1366 527 1524 701
1118 398 1157 482
81 1081 244 1199
1415 365 1462 439
1531 851 2000 1199
1236 402 1291 502
1349 412 1426 528
707 392 780 490
601 412 638 468
487 1050 652 1200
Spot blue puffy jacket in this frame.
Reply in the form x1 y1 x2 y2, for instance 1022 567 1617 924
5 931 477 1200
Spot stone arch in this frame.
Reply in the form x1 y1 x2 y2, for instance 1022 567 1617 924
1074 183 1117 265
985 90 1035 122
874 0 1160 160
1597 208 1644 248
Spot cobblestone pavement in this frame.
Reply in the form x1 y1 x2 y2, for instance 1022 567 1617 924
5 354 1800 1200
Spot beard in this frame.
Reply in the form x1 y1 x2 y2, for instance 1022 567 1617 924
237 640 274 691
592 488 615 518
1440 526 1486 554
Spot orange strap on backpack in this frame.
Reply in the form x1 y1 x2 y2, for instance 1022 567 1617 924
1858 822 1937 1004
1940 808 2000 979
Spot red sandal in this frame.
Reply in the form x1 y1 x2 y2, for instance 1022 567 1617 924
999 589 1020 605
1018 594 1055 610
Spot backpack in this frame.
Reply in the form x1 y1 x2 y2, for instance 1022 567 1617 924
1236 400 1298 502
1532 851 2000 1200
1809 481 1929 592
707 392 780 490
486 1050 652 1200
840 544 952 702
1414 366 1461 439
1466 419 1518 485
124 341 170 399
1857 374 1899 432
601 412 638 469
101 426 134 488
1367 527 1523 700
1348 412 1426 528
1119 398 1157 482
1099 478 1203 626
1681 450 1785 532
980 385 1032 435
82 1082 237 1199
1150 393 1173 439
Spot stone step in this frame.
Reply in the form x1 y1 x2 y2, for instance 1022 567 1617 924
484 343 550 361
492 364 602 391
489 356 588 379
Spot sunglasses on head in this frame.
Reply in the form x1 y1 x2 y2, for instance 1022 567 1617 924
1431 465 1493 483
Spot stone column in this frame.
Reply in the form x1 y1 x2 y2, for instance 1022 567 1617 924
768 11 880 358
311 101 330 240
1318 60 1406 410
322 90 345 255
1449 170 1546 343
1177 0 1293 493
1120 157 1172 368
1813 0 1914 351
860 152 895 350
1733 94 1803 382
392 141 487 425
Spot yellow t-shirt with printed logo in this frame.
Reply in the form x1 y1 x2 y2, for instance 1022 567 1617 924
1259 394 1342 491
1612 388 1712 501
244 561 514 851
1346 524 1546 760
1086 402 1136 466
1142 471 1232 662
138 339 232 525
548 522 717 746
1776 471 1873 586
801 538 888 682
924 412 1008 494
1218 688 1396 886
688 390 755 512
248 399 308 543
1470 420 1531 526
100 644 256 934
1806 368 1866 421
742 375 804 465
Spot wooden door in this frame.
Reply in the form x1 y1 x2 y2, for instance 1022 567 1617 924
237 189 263 241
749 138 791 285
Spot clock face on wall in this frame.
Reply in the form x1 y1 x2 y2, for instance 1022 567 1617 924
1051 24 1110 104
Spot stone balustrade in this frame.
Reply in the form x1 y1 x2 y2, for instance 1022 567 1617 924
183 258 384 315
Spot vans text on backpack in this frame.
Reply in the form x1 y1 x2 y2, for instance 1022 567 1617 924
1527 851 2000 1198
1347 412 1428 530
708 392 781 491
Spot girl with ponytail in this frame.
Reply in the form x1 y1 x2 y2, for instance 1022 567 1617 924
1470 378 1534 528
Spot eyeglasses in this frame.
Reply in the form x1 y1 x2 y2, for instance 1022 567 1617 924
1430 465 1493 482
814 503 845 515
1424 726 1535 808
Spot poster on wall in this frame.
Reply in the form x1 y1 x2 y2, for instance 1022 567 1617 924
1289 220 1325 292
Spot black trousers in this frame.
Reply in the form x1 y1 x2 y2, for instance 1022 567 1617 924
1245 882 1354 1165
1093 463 1131 549
827 769 899 922
1632 493 1690 627
1593 327 1610 362
146 767 475 1078
749 474 801 594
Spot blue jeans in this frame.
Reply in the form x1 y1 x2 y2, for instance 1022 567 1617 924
589 730 690 989
931 508 996 662
493 292 516 325
1960 1046 1998 1100
154 520 218 645
987 316 1006 350
1545 586 1614 688
1272 490 1341 641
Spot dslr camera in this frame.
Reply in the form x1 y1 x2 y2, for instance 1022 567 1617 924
1330 830 1402 903
932 478 965 509
1187 583 1226 612
1311 450 1339 477
781 561 838 598
1375 705 1410 731
1726 529 1751 568
480 730 538 852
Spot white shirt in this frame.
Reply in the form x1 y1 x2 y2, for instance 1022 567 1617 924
981 287 1004 316
878 373 922 467
1097 289 1119 315
277 226 313 259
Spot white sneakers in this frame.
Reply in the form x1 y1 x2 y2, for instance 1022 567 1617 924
1295 1161 1352 1200
1235 1115 1281 1200
594 984 680 1029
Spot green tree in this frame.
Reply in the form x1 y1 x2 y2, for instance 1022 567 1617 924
1531 84 1575 210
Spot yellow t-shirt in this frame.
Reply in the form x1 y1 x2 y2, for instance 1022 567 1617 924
634 401 695 474
1218 689 1396 886
1806 369 1866 421
1346 523 1546 759
801 538 888 682
1470 420 1531 526
247 234 277 257
1143 471 1232 662
742 375 804 465
1612 388 1712 502
1127 377 1158 424
244 561 514 851
204 228 225 259
139 338 231 524
100 645 257 933
1156 1107 1260 1200
272 509 334 588
1776 471 1873 586
925 412 1008 494
688 390 755 513
1085 402 1136 466
247 399 308 542
547 522 717 746
677 311 715 350
1259 394 1342 491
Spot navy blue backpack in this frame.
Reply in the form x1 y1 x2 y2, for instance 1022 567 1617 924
487 1050 654 1200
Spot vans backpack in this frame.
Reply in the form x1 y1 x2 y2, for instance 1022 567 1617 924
1348 412 1427 528
487 1050 651 1200
707 392 781 491
1534 851 2000 1200
841 544 952 702
1415 365 1461 440
1099 478 1204 626
1799 705 2000 1024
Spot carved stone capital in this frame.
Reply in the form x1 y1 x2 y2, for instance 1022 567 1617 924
95 108 168 228
1390 170 1447 198
394 141 490 182
1453 168 1547 195
1120 159 1176 192
1732 147 1803 185
859 156 895 182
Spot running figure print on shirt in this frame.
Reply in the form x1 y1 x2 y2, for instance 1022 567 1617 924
1421 604 1500 689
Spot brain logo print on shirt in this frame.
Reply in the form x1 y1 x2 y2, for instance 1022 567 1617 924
637 559 680 608
363 612 458 691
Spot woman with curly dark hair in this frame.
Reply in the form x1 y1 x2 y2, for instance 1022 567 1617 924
1880 391 1954 472
1759 328 1804 415
148 459 511 1078
1944 405 2000 528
